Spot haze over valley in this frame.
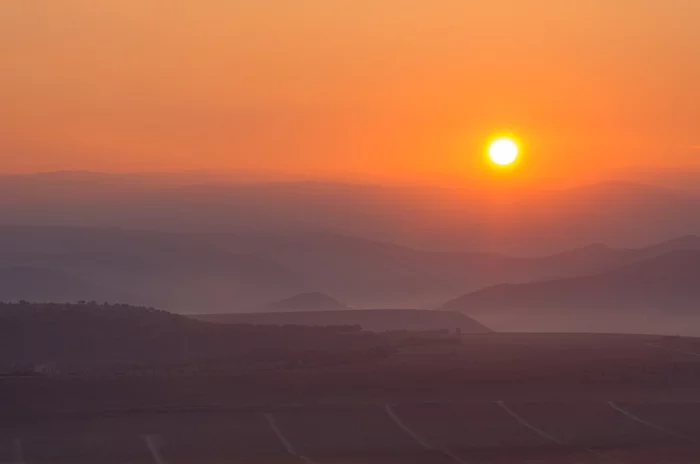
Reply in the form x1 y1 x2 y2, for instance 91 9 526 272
2 175 700 336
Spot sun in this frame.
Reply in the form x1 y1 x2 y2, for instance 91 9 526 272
488 137 519 166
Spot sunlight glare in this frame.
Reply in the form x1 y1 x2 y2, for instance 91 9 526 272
488 138 519 166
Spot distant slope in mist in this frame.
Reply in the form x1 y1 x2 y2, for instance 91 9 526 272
0 227 307 313
203 230 503 308
205 230 700 308
2 226 700 311
440 251 700 335
261 292 348 312
0 266 136 304
443 250 700 315
521 234 700 281
194 309 492 333
473 181 700 254
611 167 700 194
1 174 700 254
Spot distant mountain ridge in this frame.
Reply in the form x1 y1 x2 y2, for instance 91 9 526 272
1 225 700 312
521 235 700 281
0 226 306 312
1 174 700 254
442 250 700 315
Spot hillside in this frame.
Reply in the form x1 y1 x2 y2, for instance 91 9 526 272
441 251 700 334
261 292 347 312
0 303 392 373
194 309 492 333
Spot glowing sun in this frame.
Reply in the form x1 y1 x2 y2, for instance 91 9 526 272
488 138 519 166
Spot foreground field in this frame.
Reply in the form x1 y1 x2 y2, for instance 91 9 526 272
5 333 700 463
3 401 700 463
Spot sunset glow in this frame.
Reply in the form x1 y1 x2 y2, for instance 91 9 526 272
1 1 699 186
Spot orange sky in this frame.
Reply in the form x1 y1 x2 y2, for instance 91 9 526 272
1 1 699 186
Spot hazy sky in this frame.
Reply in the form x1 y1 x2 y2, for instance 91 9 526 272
2 1 699 185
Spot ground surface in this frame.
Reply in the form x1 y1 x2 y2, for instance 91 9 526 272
4 402 700 463
5 333 700 463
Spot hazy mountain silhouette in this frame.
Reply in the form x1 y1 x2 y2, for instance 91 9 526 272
195 309 491 333
2 226 700 311
204 230 700 307
611 167 700 193
474 181 700 254
0 227 307 312
521 235 700 281
1 173 700 254
443 250 700 314
203 230 498 308
0 266 135 304
262 292 348 312
441 250 700 335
